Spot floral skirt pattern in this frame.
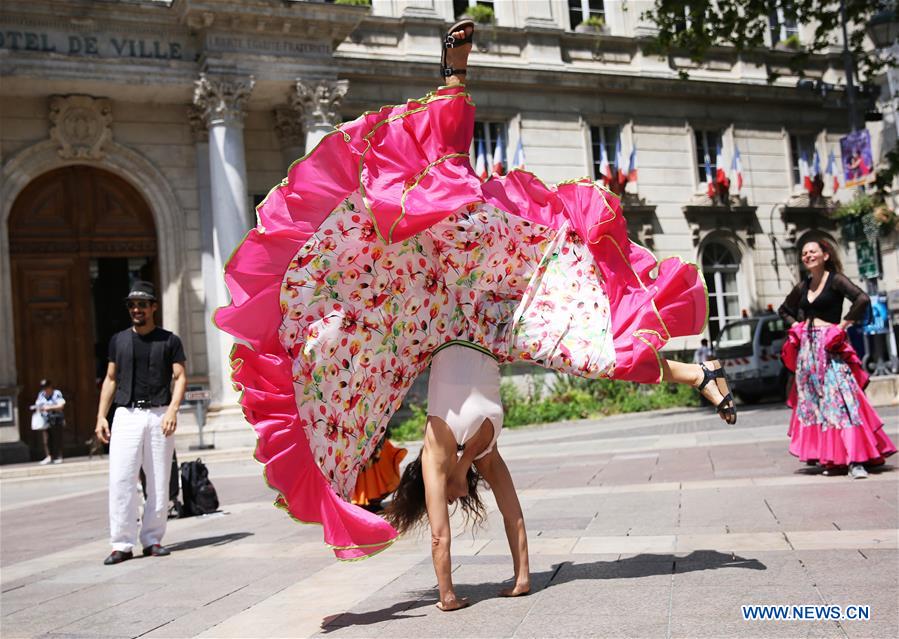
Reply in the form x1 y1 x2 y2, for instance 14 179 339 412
216 85 708 559
789 326 896 465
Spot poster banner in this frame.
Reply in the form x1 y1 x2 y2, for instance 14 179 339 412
840 129 875 188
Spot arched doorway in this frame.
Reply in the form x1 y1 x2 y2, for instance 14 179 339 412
9 166 158 458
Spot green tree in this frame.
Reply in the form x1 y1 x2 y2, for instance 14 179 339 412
641 1 892 82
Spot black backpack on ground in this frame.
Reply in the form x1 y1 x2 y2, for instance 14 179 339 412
180 458 219 517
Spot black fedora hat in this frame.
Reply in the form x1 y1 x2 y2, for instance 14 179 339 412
125 280 157 302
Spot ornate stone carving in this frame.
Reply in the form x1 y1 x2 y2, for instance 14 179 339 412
187 104 209 143
192 73 255 128
690 222 702 246
48 95 113 160
273 106 305 148
288 79 349 131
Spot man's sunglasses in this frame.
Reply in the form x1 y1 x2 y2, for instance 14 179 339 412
126 300 151 310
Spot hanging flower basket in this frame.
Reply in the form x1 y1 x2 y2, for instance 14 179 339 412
833 192 896 239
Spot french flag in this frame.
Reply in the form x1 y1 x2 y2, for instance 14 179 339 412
599 142 611 182
714 141 727 184
826 149 839 193
704 152 715 198
730 147 744 193
799 151 812 191
615 134 625 182
474 139 488 180
512 138 526 170
492 134 505 176
813 148 822 178
627 144 638 182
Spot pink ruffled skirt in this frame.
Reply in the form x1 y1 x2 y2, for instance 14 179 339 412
216 85 709 559
788 327 896 466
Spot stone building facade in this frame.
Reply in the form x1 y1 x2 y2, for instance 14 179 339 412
1 0 895 460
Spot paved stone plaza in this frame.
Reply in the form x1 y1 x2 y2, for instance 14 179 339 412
2 403 897 638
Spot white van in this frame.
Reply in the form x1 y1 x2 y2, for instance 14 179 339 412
714 314 789 403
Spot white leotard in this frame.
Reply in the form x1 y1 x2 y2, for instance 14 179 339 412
427 343 503 459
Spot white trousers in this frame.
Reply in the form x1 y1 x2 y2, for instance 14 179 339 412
109 406 175 552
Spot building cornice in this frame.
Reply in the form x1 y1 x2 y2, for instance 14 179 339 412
0 0 853 113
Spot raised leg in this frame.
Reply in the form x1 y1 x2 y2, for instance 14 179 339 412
661 358 737 425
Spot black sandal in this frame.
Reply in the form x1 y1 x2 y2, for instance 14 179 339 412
698 361 737 425
441 19 474 78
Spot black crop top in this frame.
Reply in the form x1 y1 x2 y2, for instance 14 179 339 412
777 272 870 327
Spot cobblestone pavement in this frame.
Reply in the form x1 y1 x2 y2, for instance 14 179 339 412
2 403 897 638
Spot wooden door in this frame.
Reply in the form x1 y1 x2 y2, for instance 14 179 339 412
11 258 93 454
9 166 157 457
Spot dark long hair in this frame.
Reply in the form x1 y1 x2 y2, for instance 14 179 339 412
800 236 843 274
383 451 487 535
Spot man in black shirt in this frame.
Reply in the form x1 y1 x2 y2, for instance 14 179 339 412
95 281 187 565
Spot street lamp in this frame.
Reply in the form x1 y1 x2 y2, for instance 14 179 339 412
866 5 899 49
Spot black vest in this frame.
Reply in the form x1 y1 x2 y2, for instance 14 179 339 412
112 328 174 406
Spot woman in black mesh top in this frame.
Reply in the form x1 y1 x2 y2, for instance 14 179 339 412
778 237 895 478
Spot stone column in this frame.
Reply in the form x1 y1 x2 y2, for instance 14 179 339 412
287 79 349 155
273 106 306 171
192 73 254 408
187 104 222 408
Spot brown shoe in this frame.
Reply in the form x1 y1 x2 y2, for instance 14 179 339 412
142 544 171 557
103 550 133 565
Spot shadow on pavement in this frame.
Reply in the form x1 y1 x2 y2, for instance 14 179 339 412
320 599 430 632
166 532 254 552
319 551 765 631
464 550 766 597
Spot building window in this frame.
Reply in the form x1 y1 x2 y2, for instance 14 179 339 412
673 5 702 33
454 0 495 19
568 0 605 29
589 125 619 180
769 4 799 46
702 242 742 341
472 121 508 175
694 129 722 184
789 134 817 186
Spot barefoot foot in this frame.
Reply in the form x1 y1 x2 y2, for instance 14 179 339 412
499 580 531 597
436 596 470 611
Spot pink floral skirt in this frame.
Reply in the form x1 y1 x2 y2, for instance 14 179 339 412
216 85 709 559
788 326 896 466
